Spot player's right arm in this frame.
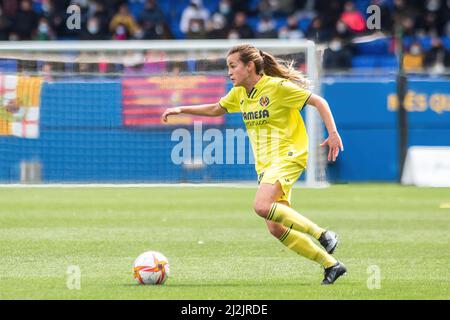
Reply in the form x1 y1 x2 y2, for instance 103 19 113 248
161 103 226 123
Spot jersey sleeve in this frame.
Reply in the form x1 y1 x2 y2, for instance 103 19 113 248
279 80 312 110
219 87 241 113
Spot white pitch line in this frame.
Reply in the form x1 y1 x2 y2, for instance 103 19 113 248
0 182 329 189
0 183 257 188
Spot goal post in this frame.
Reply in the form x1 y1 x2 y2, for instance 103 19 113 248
0 39 327 186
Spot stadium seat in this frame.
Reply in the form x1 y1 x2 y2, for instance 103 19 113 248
351 55 377 68
403 36 432 51
0 59 17 72
354 38 390 55
298 17 312 33
443 37 450 50
354 0 371 16
128 1 144 19
247 16 259 31
378 55 398 69
275 17 287 30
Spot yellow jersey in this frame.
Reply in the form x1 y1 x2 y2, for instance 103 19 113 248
219 74 312 173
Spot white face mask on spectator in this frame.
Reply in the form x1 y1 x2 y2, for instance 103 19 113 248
134 29 144 39
88 23 99 34
410 45 421 55
329 40 342 51
219 3 231 15
337 21 347 33
212 14 225 30
38 23 49 34
190 21 202 33
426 0 440 11
228 31 239 39
41 1 50 13
116 25 126 35
278 28 288 39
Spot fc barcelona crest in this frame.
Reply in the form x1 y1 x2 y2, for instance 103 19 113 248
259 96 270 107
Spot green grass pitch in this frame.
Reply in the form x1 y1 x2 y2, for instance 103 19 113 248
0 184 448 300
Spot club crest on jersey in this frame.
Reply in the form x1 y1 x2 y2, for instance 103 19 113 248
259 96 270 107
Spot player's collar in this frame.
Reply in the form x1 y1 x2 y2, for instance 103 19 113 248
247 74 267 99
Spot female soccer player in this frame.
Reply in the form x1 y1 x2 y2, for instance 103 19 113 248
161 44 347 285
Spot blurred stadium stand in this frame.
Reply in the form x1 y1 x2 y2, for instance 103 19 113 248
0 0 448 73
0 0 449 184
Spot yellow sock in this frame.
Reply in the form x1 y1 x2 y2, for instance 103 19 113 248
267 203 326 240
279 227 337 268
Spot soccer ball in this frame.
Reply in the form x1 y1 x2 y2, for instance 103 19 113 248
133 251 170 285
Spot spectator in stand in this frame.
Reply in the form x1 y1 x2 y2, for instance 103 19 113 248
40 62 54 82
34 16 55 40
80 16 109 40
206 12 228 39
109 3 142 40
417 0 449 36
314 0 342 31
277 0 297 16
403 42 425 72
258 0 280 17
400 16 418 37
216 0 234 26
323 36 352 70
339 1 366 34
39 0 52 18
227 28 240 39
334 19 353 41
256 12 278 39
0 6 13 40
229 0 252 15
306 17 330 43
89 1 112 39
391 0 421 34
230 11 254 39
278 14 305 40
185 18 207 39
416 11 441 36
14 0 39 40
179 0 210 36
2 0 19 19
424 37 450 72
45 0 72 39
138 0 169 40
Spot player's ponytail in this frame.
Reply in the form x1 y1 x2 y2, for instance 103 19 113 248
227 44 310 89
260 51 310 89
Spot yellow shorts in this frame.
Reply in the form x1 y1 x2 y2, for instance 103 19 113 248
257 159 306 205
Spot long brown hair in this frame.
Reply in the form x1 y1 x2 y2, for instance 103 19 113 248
227 44 309 89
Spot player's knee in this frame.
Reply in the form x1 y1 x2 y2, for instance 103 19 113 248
267 222 285 238
253 200 271 218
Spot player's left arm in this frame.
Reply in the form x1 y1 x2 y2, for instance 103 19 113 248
306 93 344 162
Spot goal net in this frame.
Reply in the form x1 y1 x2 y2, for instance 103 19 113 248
0 39 327 186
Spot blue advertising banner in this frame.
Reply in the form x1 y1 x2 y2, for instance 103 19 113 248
322 78 450 181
